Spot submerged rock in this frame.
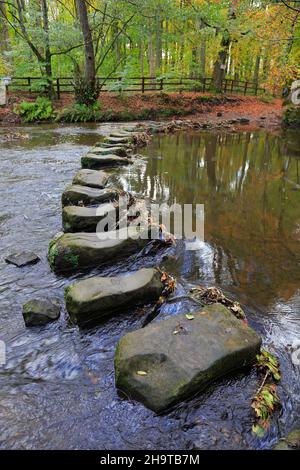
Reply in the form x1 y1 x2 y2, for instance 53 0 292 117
5 251 40 267
89 146 128 157
65 268 163 326
115 304 261 413
22 298 60 327
274 429 300 450
48 226 154 274
81 153 132 169
62 203 118 232
72 169 108 189
61 185 119 207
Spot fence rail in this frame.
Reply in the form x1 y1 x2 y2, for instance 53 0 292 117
7 76 266 98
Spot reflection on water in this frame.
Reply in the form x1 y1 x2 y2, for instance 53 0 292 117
129 132 300 307
0 124 299 450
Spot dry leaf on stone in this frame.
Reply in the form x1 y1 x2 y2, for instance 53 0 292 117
137 370 148 376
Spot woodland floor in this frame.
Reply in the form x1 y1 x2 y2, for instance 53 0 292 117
0 91 283 131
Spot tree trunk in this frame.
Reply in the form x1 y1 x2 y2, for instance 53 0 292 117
200 36 206 78
0 3 9 54
148 30 156 79
75 0 97 104
41 0 53 99
253 51 261 83
155 17 162 74
213 41 228 93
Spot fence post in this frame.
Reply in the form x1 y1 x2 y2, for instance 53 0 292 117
244 81 248 95
141 76 145 93
224 80 228 93
56 78 60 100
202 78 206 92
160 78 163 91
254 83 258 96
27 77 31 90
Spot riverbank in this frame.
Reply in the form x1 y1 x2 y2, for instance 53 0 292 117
0 92 283 132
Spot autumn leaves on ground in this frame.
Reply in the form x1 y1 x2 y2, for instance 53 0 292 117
0 92 283 131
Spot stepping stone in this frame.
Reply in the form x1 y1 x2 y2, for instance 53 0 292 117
274 429 300 450
61 185 119 207
95 142 131 149
62 203 118 232
88 146 128 157
81 153 132 169
122 126 138 132
72 169 108 189
109 132 136 138
65 268 163 326
5 251 40 267
48 226 153 274
115 304 261 413
104 136 133 145
22 298 60 327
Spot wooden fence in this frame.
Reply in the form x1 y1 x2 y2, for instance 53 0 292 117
8 76 266 98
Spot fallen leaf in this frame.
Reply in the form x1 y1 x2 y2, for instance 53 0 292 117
185 314 194 320
137 370 148 376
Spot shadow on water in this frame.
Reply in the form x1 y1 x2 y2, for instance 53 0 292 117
0 123 299 449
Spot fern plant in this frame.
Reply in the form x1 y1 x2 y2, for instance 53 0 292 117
15 97 53 123
56 102 102 123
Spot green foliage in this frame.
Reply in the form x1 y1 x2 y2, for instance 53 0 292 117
260 93 275 104
255 350 281 382
73 78 100 106
57 102 102 123
252 350 281 437
252 384 280 437
15 97 53 123
283 106 300 127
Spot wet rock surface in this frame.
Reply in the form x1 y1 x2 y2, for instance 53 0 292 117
61 185 119 207
22 298 60 327
5 251 40 267
81 153 132 169
115 304 261 413
48 226 154 274
65 268 163 326
274 429 300 450
89 146 128 157
62 203 118 232
72 169 108 189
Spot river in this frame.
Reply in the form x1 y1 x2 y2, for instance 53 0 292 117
0 123 299 449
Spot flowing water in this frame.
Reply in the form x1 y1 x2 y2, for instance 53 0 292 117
0 123 299 450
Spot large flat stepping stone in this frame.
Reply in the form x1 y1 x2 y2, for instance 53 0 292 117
62 203 118 232
5 251 40 267
109 132 137 138
115 304 261 413
81 153 132 169
104 136 133 145
89 146 128 157
22 299 60 327
62 185 119 207
65 268 163 326
48 226 152 274
95 142 131 149
72 169 108 189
